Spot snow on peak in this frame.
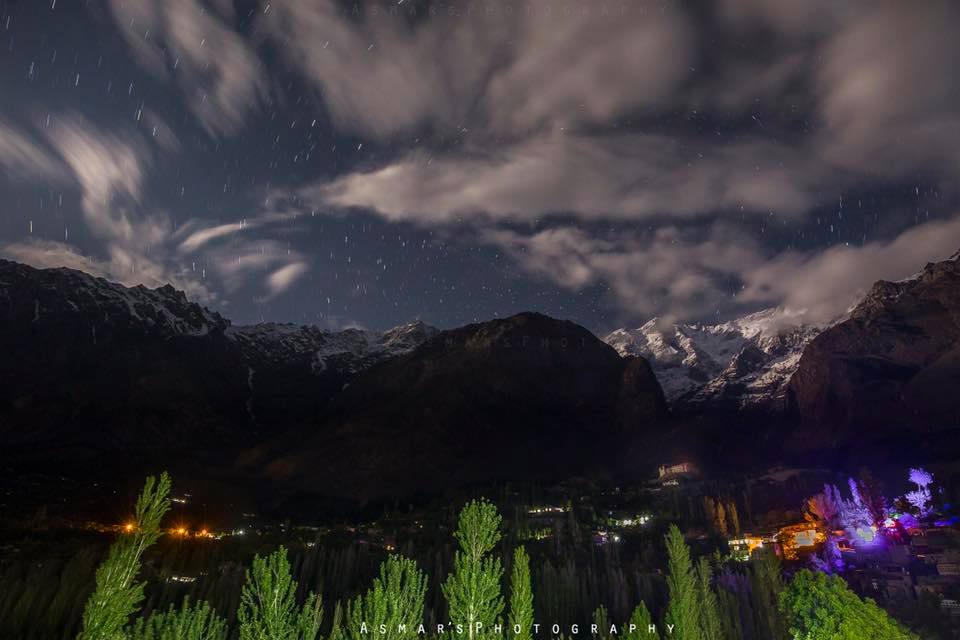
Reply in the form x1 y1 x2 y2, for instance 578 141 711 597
227 319 437 376
0 259 226 337
603 308 823 406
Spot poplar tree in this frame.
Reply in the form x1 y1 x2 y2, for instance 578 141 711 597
127 597 227 640
694 558 722 640
625 602 658 640
77 472 171 640
663 525 701 640
442 499 504 640
592 605 611 640
237 546 323 640
346 555 428 640
750 547 786 640
508 547 533 640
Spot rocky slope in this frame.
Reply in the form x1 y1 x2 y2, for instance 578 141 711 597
604 309 822 412
0 260 435 456
788 251 960 449
252 312 667 502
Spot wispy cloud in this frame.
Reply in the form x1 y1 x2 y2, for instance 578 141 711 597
107 0 266 136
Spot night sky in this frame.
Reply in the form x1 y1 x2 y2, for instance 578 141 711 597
1 0 959 333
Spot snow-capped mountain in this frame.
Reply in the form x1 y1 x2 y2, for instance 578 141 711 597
603 308 824 410
0 259 227 338
227 320 438 376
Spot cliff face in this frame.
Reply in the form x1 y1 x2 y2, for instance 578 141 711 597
255 312 668 501
787 252 960 449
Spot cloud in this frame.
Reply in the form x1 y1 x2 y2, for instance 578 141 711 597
0 115 308 304
106 0 266 136
486 224 767 322
266 261 310 298
740 215 960 323
311 132 826 223
178 222 245 253
814 2 960 176
0 119 66 182
485 213 960 328
263 0 693 139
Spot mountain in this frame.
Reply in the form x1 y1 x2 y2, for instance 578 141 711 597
226 320 436 427
249 312 668 503
603 309 822 412
0 260 435 459
787 251 960 451
0 260 666 504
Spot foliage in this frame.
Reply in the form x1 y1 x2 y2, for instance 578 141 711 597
77 472 172 640
662 525 701 640
346 554 427 640
127 598 227 640
906 467 934 518
694 557 722 640
442 499 504 640
237 546 323 640
856 469 887 527
803 484 842 530
810 537 844 575
592 605 612 640
842 478 875 543
779 570 918 640
749 547 786 640
625 602 658 640
508 547 533 640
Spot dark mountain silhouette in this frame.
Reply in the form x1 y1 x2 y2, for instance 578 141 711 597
245 312 667 503
787 250 960 454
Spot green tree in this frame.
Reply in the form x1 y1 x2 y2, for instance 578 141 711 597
442 499 504 640
127 597 227 640
328 601 345 640
592 605 612 640
237 546 323 640
694 557 722 640
750 547 786 640
663 525 701 640
508 547 533 640
346 555 428 640
77 472 172 640
625 602 659 640
715 588 742 640
779 570 918 640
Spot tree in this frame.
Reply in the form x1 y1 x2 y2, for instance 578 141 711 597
695 557 722 640
346 555 427 640
810 537 844 575
804 484 842 531
779 570 918 639
442 499 504 640
508 547 533 640
906 467 934 518
237 547 323 640
127 598 227 640
856 469 887 528
841 478 875 544
715 588 741 640
625 602 659 640
77 472 172 640
663 525 701 640
725 500 741 537
592 605 612 640
749 547 786 640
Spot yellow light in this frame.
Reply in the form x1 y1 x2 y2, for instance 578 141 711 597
176 527 187 536
123 522 135 533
